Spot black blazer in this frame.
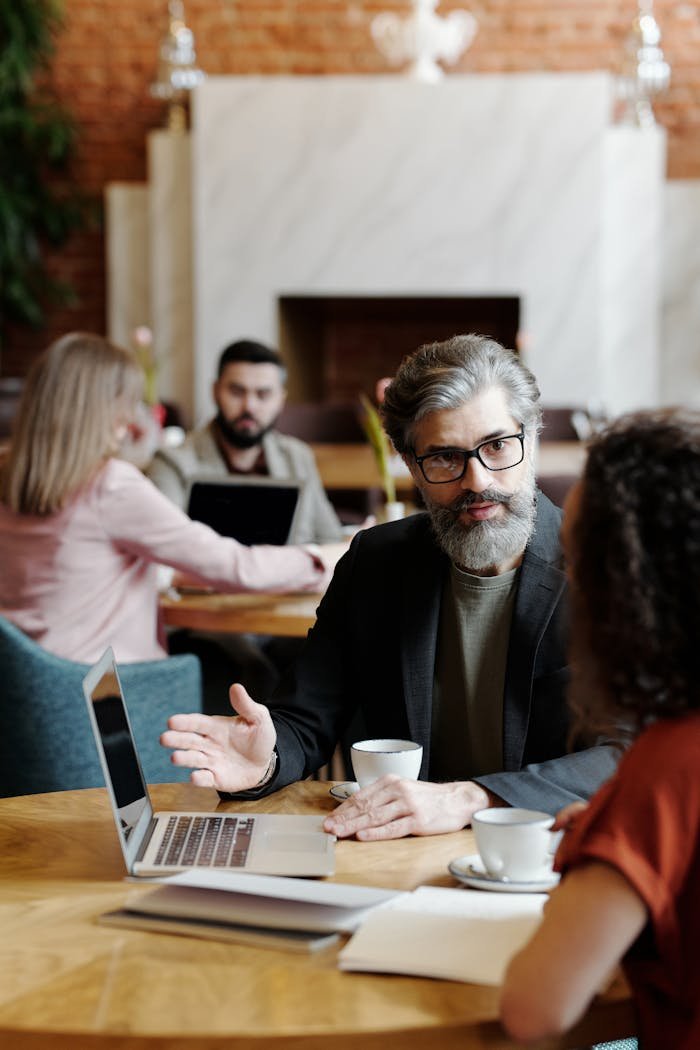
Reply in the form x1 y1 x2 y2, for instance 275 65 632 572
264 493 619 812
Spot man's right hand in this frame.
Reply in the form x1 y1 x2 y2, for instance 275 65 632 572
160 684 277 792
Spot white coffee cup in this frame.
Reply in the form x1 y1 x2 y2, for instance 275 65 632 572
471 808 562 882
350 738 423 788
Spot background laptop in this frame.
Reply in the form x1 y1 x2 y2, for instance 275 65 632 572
186 476 301 546
82 648 335 877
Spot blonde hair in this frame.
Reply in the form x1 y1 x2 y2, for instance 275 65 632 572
1 332 143 515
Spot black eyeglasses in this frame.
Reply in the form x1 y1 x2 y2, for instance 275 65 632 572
413 429 525 484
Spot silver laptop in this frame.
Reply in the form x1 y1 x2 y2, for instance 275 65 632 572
186 475 302 546
82 648 335 877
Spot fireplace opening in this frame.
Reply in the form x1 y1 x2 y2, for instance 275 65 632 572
278 295 521 403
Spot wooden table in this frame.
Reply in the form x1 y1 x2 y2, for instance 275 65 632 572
160 590 321 637
536 440 588 477
310 443 416 494
0 782 634 1050
311 441 587 492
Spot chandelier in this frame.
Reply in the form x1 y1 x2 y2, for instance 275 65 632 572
615 0 670 127
150 1 206 130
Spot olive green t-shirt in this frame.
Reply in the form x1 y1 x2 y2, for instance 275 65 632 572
430 562 519 781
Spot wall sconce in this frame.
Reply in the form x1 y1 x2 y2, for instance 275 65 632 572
615 0 670 127
150 1 206 131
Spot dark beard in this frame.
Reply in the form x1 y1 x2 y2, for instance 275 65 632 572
424 467 537 573
214 410 278 450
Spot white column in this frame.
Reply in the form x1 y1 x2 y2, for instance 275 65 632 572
105 183 151 348
599 125 666 415
147 130 194 427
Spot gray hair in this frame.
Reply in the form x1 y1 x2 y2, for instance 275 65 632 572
381 333 542 454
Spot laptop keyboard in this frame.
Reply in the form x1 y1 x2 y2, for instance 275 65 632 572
154 815 255 868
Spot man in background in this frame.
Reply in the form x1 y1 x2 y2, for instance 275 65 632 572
147 339 343 544
149 339 343 705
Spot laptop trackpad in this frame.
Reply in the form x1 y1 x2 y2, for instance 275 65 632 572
264 832 328 853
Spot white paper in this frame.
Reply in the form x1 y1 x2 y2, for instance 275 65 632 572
338 885 546 985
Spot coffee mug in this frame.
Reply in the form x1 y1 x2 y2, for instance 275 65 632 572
471 808 562 882
350 738 423 788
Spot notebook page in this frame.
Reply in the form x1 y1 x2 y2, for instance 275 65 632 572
338 885 547 985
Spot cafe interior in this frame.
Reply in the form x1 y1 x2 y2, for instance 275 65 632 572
1 2 697 1047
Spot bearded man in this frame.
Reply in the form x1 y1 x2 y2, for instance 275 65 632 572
148 339 342 706
162 334 619 839
147 339 342 544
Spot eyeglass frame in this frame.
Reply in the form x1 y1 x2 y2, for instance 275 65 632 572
412 428 526 484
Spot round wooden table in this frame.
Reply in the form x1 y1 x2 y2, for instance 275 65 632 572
0 781 633 1049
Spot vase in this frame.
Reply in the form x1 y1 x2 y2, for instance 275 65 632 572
382 501 406 523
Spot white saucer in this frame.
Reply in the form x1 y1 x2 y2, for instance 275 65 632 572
329 781 360 801
448 854 560 893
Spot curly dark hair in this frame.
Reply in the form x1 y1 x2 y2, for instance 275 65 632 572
568 408 700 738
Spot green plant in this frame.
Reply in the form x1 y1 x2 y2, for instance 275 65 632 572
0 1 84 352
130 326 159 406
359 393 396 504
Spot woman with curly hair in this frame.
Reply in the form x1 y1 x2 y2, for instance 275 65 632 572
500 409 700 1048
0 333 339 666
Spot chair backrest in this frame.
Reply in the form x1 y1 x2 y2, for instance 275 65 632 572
541 406 588 442
0 376 23 439
0 617 202 798
537 473 579 509
276 401 366 443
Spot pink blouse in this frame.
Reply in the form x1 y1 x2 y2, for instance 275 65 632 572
0 458 326 663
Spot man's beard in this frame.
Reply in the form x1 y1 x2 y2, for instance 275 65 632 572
215 410 278 450
424 465 537 573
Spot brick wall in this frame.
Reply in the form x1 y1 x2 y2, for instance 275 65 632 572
4 0 697 375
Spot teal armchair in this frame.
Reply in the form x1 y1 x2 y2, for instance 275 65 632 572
0 616 202 797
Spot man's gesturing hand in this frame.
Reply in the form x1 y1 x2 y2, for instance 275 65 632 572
160 683 277 792
323 776 500 840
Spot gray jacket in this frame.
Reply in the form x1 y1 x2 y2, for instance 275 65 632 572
147 422 343 545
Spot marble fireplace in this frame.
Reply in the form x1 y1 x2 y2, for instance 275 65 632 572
107 73 666 426
278 294 520 401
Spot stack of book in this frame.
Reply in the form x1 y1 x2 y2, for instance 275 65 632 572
100 869 401 954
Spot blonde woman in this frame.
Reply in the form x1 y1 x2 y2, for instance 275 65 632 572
0 333 337 665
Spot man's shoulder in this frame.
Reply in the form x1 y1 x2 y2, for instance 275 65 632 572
526 491 565 569
350 511 437 557
151 423 221 475
327 512 442 601
263 431 327 487
267 430 315 461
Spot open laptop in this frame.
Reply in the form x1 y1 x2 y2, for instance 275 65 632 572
82 648 335 877
186 476 301 546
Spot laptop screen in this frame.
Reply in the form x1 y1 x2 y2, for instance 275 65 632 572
187 478 300 546
83 649 152 867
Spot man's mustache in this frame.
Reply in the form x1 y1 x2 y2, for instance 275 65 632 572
447 488 512 512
